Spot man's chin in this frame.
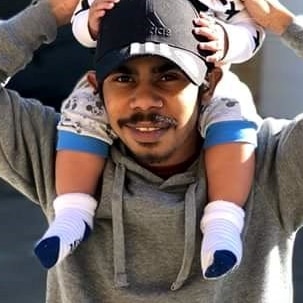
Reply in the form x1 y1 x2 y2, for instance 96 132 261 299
127 147 173 166
119 136 175 165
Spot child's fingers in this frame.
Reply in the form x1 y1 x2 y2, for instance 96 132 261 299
198 40 221 52
194 11 216 26
91 0 120 10
90 9 106 20
194 26 218 41
204 53 222 63
88 0 121 39
198 41 225 63
89 1 117 19
193 14 226 63
193 18 208 27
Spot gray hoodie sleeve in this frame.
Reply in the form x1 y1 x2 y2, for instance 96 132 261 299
0 0 57 84
256 115 303 234
0 90 59 208
281 15 303 58
0 1 59 208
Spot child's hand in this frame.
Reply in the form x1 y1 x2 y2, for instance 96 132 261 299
193 12 227 64
49 0 79 26
88 0 120 40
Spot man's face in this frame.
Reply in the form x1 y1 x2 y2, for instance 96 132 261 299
102 56 202 167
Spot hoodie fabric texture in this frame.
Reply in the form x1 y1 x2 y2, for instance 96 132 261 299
282 15 303 58
1 1 303 302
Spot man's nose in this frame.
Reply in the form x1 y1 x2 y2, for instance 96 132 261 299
129 85 163 111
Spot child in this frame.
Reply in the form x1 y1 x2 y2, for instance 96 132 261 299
34 0 264 279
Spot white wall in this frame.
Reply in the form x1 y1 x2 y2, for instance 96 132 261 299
258 0 303 118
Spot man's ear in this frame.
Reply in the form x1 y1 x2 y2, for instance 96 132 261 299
201 67 223 103
87 71 99 92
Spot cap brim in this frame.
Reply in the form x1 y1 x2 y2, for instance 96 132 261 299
96 42 208 86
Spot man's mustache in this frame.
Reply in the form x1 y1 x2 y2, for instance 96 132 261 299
118 112 178 127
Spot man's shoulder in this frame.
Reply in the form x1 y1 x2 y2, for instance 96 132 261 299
258 116 291 137
253 114 303 233
256 114 303 168
258 114 303 140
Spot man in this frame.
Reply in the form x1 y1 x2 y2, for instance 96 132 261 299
1 1 303 303
243 0 303 57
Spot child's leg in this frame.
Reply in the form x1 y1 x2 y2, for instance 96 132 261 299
199 70 261 279
34 74 115 268
201 142 255 279
55 150 105 194
34 151 105 268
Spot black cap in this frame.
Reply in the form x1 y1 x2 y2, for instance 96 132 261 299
94 0 209 86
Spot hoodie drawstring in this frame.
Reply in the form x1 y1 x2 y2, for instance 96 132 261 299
171 182 197 290
111 163 129 287
111 160 198 290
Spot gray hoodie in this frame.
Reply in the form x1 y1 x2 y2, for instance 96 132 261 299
1 1 303 302
282 15 303 57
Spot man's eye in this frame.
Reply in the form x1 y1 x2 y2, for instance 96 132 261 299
160 73 178 81
115 75 133 82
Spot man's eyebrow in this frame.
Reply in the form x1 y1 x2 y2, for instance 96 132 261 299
109 61 180 75
110 65 133 74
153 62 180 73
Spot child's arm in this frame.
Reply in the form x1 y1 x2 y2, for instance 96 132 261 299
199 71 262 201
199 73 262 279
243 0 294 35
243 0 303 58
56 72 117 194
55 150 106 194
195 0 266 64
71 0 119 48
204 143 255 203
72 0 96 47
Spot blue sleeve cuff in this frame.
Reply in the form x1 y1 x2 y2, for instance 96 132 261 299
56 130 109 157
203 120 258 149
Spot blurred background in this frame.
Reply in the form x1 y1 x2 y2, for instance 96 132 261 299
0 0 303 302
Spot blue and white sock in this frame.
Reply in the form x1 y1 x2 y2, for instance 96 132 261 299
34 193 97 269
200 200 245 279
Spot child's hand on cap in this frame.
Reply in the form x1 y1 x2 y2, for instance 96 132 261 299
194 12 227 64
88 0 120 40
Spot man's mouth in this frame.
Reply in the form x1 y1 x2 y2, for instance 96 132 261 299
134 126 161 132
118 113 178 128
118 113 177 143
125 123 170 143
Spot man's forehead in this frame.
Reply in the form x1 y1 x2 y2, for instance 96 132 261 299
110 55 182 74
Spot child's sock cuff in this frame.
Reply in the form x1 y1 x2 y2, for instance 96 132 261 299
201 200 245 232
53 193 98 215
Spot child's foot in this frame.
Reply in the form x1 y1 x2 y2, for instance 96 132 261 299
200 200 245 279
34 193 97 269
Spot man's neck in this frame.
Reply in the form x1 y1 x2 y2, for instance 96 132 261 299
116 134 202 179
137 149 201 179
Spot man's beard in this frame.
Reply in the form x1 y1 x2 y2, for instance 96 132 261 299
118 112 179 165
127 141 179 165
